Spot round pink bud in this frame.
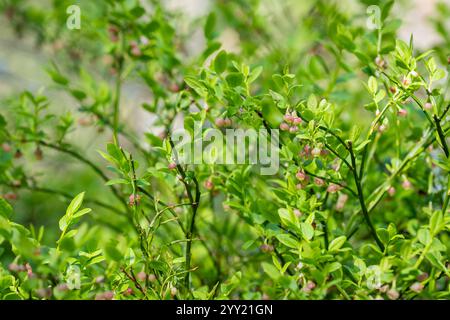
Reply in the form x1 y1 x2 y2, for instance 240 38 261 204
335 194 348 211
388 186 396 197
417 273 428 282
168 162 177 170
387 289 399 300
260 244 274 253
148 274 157 282
402 77 410 86
402 179 412 190
170 287 178 296
284 114 294 123
215 118 225 127
128 194 141 207
293 209 302 217
410 282 424 293
314 177 325 186
296 170 306 181
2 143 11 153
326 183 341 193
280 122 290 131
296 183 303 190
8 263 20 272
131 46 142 57
378 124 386 133
289 126 298 133
398 109 407 117
303 145 311 156
293 117 302 125
136 271 147 282
204 179 214 190
124 288 133 296
424 102 432 110
306 281 316 290
224 118 232 127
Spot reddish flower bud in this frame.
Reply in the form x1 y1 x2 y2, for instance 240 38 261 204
327 183 341 193
293 209 302 217
284 114 294 123
398 108 407 117
280 122 290 131
387 289 399 300
168 162 177 170
224 118 232 127
417 273 428 282
1 143 11 153
128 194 141 207
311 147 321 157
410 282 424 293
389 86 397 94
260 244 274 253
204 179 214 190
402 77 410 86
314 177 325 186
424 102 432 110
293 117 302 125
335 194 348 211
136 271 146 282
296 170 306 181
296 183 303 190
4 192 17 200
289 126 298 133
215 118 225 127
402 179 412 190
388 186 396 196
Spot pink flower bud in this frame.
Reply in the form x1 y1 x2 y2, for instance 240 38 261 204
215 118 225 127
398 108 407 117
148 274 157 282
260 244 274 253
402 179 412 190
293 209 302 217
402 77 410 86
280 122 290 131
335 194 348 211
409 282 424 293
289 126 298 133
296 170 306 181
136 271 146 282
417 273 428 282
387 289 399 300
95 291 114 300
168 162 177 170
128 194 142 207
306 281 316 290
378 124 386 133
284 114 294 123
424 102 432 110
314 177 325 186
204 179 214 190
224 118 232 127
327 183 341 193
296 183 303 190
1 143 11 153
293 117 302 125
170 287 178 296
388 186 396 196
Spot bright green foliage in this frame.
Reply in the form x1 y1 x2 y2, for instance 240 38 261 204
0 0 449 300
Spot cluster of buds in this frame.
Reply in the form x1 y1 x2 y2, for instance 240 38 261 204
130 41 142 57
108 25 119 42
128 193 141 207
260 243 274 253
95 291 114 300
280 111 302 133
215 118 232 127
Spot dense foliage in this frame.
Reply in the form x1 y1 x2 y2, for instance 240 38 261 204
0 0 449 300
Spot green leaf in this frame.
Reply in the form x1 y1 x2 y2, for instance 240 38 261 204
300 223 314 241
417 228 431 245
226 73 244 87
214 50 228 74
276 234 299 249
328 236 347 252
204 12 216 39
429 211 443 236
368 76 377 94
66 192 85 216
261 262 280 280
0 198 12 219
184 76 207 96
248 66 263 84
105 178 129 186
